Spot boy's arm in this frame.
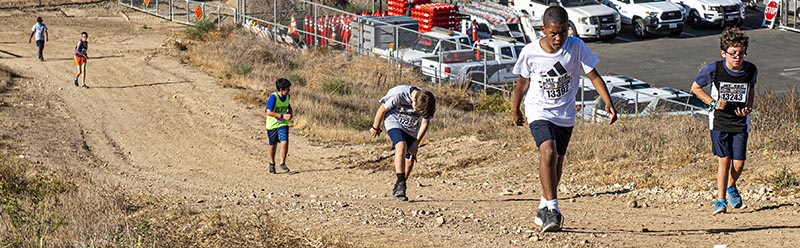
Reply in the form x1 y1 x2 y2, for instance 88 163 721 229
45 29 48 42
512 76 529 126
690 81 725 110
409 120 429 156
587 70 617 125
370 104 388 137
264 95 283 119
28 30 34 43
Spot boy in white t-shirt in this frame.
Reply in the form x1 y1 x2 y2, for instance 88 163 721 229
28 17 48 61
511 6 618 232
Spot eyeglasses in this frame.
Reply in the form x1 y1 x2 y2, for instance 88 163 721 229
725 51 747 59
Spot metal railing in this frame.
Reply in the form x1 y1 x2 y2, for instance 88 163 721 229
778 0 800 32
119 0 238 26
118 0 706 120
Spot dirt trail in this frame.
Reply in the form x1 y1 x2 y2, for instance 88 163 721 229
2 3 799 247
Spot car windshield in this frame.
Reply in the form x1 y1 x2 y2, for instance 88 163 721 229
412 37 440 53
634 0 665 3
655 96 708 112
575 88 600 103
598 97 648 115
561 0 601 7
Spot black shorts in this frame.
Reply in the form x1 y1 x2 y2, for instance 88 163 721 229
529 120 574 156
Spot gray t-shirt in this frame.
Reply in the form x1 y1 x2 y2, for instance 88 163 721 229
379 85 430 136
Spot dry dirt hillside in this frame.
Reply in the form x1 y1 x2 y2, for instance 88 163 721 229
1 1 799 247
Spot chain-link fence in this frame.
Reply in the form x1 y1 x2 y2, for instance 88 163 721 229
778 0 800 31
118 0 706 118
119 0 238 26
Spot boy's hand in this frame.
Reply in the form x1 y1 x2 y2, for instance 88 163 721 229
283 113 292 120
606 105 618 125
369 126 381 138
513 110 524 126
735 107 752 117
715 99 727 110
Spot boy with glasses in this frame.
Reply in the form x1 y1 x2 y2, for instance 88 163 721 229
690 27 757 215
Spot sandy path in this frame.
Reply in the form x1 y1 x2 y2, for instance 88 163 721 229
2 3 799 247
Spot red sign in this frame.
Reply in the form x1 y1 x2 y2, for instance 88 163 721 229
765 0 778 21
194 5 203 20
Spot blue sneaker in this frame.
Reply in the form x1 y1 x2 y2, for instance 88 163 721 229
712 200 727 215
727 186 743 209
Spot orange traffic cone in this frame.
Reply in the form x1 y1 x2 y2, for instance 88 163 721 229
288 13 298 36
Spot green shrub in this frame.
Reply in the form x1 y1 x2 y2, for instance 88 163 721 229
229 63 253 76
766 166 800 193
182 19 216 40
475 93 512 113
321 80 355 96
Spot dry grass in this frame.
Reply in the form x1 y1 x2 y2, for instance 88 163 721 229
178 22 800 192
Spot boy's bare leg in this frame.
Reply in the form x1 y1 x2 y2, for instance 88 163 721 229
81 64 86 85
75 66 82 80
538 140 559 200
268 144 277 164
716 157 732 200
394 142 407 174
728 160 745 187
555 155 565 189
279 141 289 164
405 154 415 178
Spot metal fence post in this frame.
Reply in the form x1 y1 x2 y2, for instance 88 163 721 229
186 0 189 24
274 0 278 33
483 49 487 91
217 6 221 25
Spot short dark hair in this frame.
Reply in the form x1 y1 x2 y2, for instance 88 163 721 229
414 90 436 118
543 6 569 27
81 32 88 37
720 26 748 51
275 78 291 90
37 17 43 23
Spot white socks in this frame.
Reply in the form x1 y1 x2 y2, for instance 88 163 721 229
538 196 547 209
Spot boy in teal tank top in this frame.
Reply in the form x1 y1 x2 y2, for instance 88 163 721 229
265 78 293 174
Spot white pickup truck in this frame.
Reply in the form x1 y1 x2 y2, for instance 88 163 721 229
602 0 686 38
512 0 622 39
420 38 525 91
672 0 744 28
398 27 473 67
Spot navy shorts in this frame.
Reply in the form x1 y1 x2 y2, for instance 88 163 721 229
387 128 417 150
529 120 574 156
710 130 748 160
267 126 289 146
36 40 44 48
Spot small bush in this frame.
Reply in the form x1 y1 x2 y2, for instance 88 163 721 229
229 63 253 76
182 19 216 41
0 156 70 246
766 166 800 193
287 72 307 87
475 93 512 113
321 80 355 96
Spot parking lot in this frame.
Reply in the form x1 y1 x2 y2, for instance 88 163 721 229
586 8 800 93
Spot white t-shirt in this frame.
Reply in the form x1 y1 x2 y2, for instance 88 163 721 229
512 36 598 127
32 23 47 41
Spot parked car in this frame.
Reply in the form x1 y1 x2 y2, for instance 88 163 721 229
399 27 473 67
602 0 686 38
671 0 745 28
512 0 622 39
587 87 708 121
421 38 525 90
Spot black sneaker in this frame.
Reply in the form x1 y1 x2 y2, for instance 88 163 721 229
392 180 408 201
534 208 546 226
541 209 563 232
81 84 88 89
279 163 290 172
73 79 79 87
268 163 276 174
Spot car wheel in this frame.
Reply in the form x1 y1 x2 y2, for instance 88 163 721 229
669 27 683 36
568 21 578 37
634 18 647 39
688 10 702 29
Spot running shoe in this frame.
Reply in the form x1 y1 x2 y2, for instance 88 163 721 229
541 209 563 232
712 199 727 215
727 186 743 209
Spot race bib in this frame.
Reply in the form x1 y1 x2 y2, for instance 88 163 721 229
719 82 748 103
540 73 571 100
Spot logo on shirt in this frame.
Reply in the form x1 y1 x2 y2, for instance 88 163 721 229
539 62 572 100
719 82 748 103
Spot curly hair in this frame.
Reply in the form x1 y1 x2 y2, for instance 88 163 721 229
720 26 748 51
414 90 436 119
